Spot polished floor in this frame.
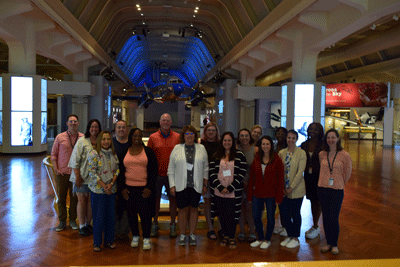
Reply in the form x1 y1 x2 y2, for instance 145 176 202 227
1 140 400 266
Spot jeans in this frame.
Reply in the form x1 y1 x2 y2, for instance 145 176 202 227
318 187 344 247
279 197 303 238
252 197 276 241
90 192 116 247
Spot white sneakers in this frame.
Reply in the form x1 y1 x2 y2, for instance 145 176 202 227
143 238 151 250
305 227 320 239
131 236 139 247
250 240 271 249
280 237 300 248
131 236 151 250
279 228 288 237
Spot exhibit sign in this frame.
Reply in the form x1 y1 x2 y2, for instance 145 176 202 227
326 82 388 107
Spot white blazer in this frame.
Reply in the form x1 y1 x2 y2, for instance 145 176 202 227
168 143 209 194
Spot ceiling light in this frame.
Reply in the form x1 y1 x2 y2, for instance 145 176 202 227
143 21 146 25
141 13 144 16
138 7 141 11
393 14 399 21
196 7 199 10
193 15 196 17
194 9 198 13
136 4 140 7
190 23 193 27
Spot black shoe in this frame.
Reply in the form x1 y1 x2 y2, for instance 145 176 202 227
86 225 93 234
79 227 90 236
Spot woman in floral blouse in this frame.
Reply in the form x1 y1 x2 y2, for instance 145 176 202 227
88 131 119 252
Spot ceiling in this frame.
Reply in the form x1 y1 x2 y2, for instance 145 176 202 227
1 0 400 96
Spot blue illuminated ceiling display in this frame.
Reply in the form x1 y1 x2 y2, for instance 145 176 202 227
116 34 215 88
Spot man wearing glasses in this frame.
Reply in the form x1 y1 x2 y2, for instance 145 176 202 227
51 114 84 232
147 113 180 237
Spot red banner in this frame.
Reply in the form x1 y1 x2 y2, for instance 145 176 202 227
326 82 387 107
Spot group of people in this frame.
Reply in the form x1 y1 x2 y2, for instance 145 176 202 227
51 113 352 255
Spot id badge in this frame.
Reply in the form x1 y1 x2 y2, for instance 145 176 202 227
329 178 334 186
187 163 194 171
223 169 231 177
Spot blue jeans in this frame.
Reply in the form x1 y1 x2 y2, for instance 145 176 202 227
252 197 276 241
279 197 303 238
91 192 116 247
318 187 344 247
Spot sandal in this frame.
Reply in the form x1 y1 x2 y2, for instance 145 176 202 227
229 239 237 249
105 243 116 249
220 237 229 247
93 246 101 252
248 234 257 243
207 230 217 240
237 233 246 242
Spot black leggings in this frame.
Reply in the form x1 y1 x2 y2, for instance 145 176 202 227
126 186 153 238
214 196 237 239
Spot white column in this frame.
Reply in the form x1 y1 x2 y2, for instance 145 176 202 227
223 79 240 133
136 108 144 130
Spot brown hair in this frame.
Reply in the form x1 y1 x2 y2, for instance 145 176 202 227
180 125 199 144
201 122 220 142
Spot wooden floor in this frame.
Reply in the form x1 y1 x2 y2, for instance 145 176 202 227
1 140 400 266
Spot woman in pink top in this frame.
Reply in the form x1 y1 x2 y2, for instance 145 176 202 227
318 129 352 255
209 132 247 249
121 128 158 250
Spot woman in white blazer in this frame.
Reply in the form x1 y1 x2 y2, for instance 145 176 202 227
278 130 306 249
168 125 208 246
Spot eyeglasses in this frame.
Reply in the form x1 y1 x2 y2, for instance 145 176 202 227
185 132 195 135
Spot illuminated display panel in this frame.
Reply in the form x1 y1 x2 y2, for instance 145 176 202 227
11 77 33 146
41 112 47 144
12 77 33 111
218 100 223 114
41 79 47 112
11 112 33 146
281 85 287 117
294 84 314 145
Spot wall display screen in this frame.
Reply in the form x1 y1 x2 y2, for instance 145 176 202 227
41 79 47 112
218 100 224 114
294 84 314 145
326 82 388 107
11 77 33 111
0 77 2 110
0 112 3 146
41 112 47 144
11 112 33 146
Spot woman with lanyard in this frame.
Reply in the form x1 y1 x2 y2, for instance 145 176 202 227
87 131 119 252
209 132 247 249
168 125 208 246
318 129 352 255
200 122 221 240
278 130 306 249
236 128 257 243
69 119 101 236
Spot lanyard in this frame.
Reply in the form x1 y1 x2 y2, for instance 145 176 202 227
327 151 338 176
67 131 78 149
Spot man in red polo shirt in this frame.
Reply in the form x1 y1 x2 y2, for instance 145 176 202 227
51 114 84 232
147 113 180 237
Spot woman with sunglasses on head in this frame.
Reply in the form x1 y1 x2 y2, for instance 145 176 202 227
300 122 324 239
318 129 352 255
120 128 158 250
278 130 306 249
248 135 284 249
209 132 247 249
200 122 221 240
168 125 208 246
236 128 258 243
69 119 102 237
87 131 119 252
